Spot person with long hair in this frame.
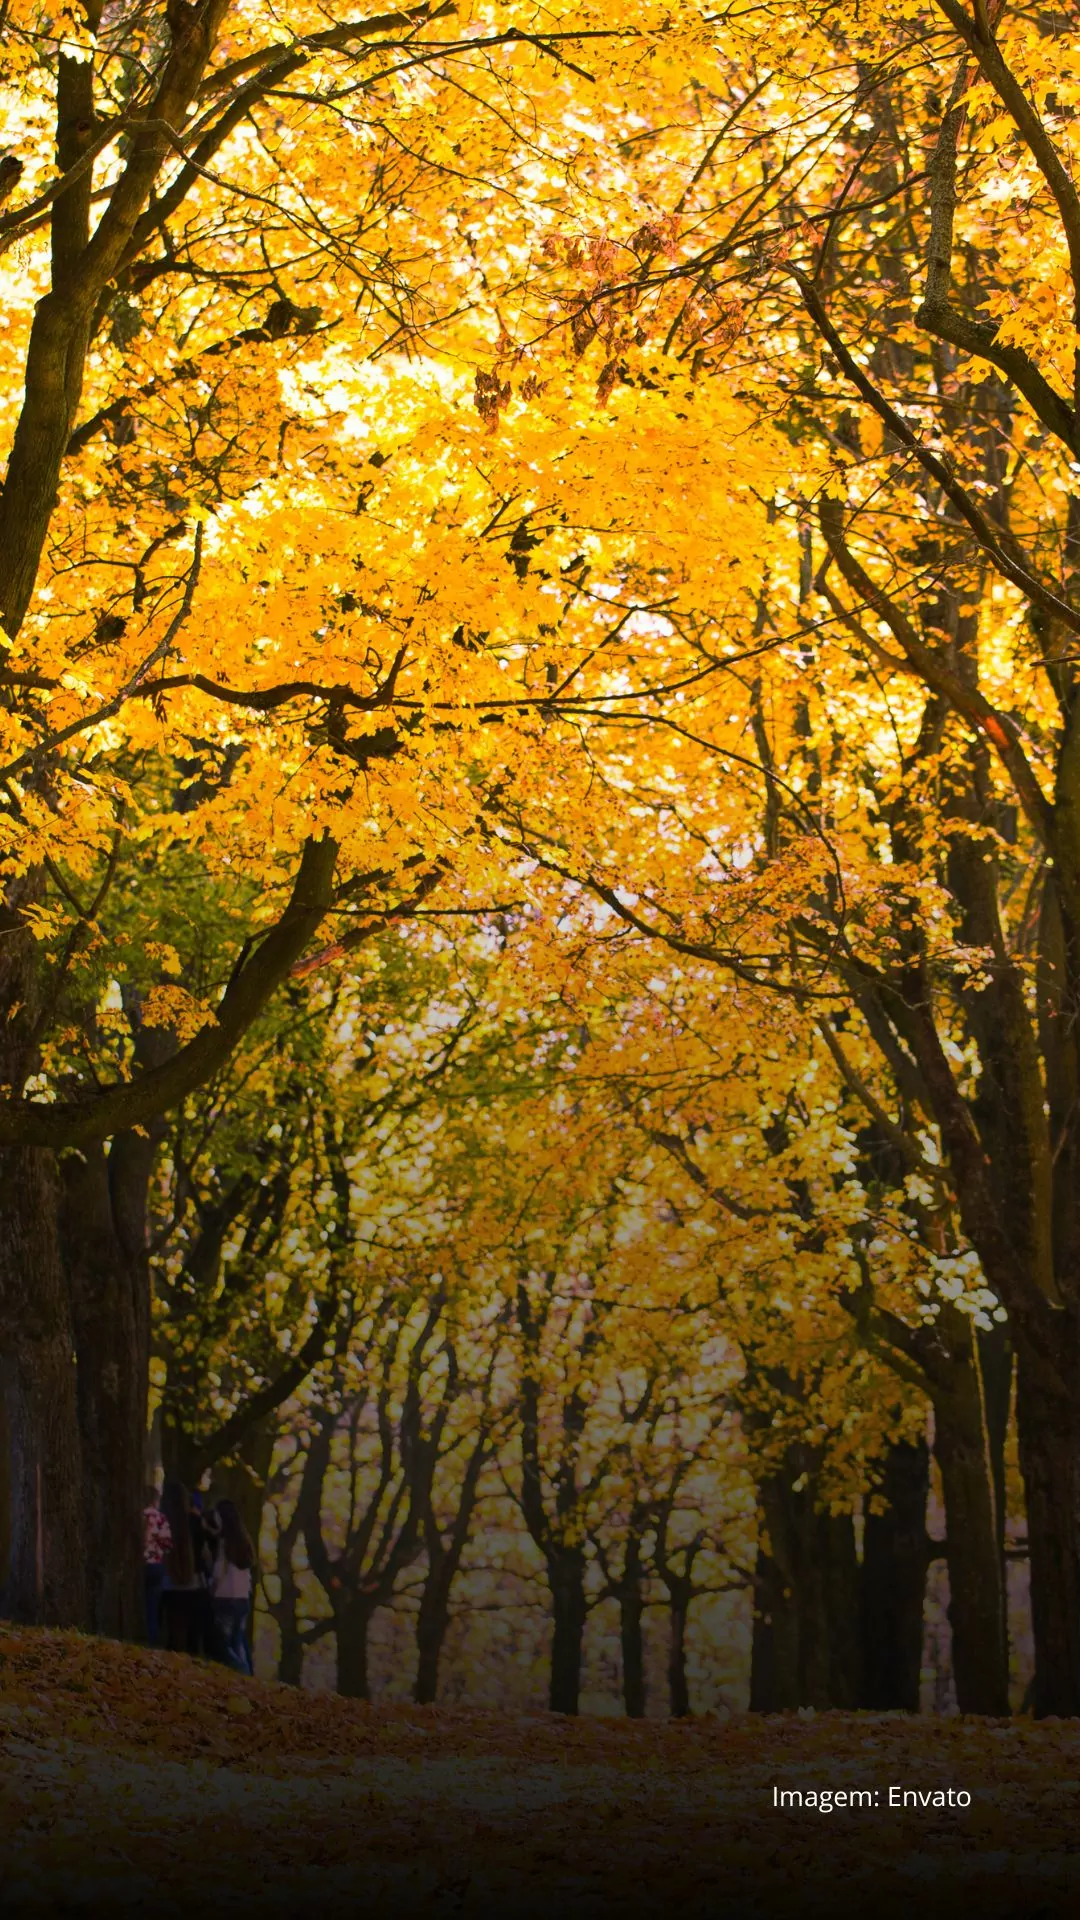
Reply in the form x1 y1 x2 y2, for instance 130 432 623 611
210 1498 256 1675
159 1479 204 1655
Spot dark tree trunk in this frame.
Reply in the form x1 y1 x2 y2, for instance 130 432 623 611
859 1438 929 1711
548 1554 587 1715
749 1545 783 1713
750 1458 862 1711
273 1548 306 1687
0 1146 87 1626
335 1598 374 1701
61 1135 153 1640
414 1588 450 1707
937 1415 1009 1714
668 1583 691 1717
820 1511 862 1707
931 1312 1011 1716
979 1322 1012 1557
277 1622 304 1688
414 1526 457 1707
412 1430 488 1706
161 1414 204 1489
1015 1324 1080 1717
620 1537 646 1718
268 1497 305 1686
0 1389 9 1595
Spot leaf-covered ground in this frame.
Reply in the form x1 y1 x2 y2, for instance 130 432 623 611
1 1630 1078 1919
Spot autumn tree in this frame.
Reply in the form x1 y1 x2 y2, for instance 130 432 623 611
8 0 1066 1730
0 0 749 1634
609 1395 749 1720
715 0 1080 1713
468 0 1080 1713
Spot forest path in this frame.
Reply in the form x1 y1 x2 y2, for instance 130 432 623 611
1 1629 1077 1917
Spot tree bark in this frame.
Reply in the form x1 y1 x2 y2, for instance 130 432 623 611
979 1322 1011 1557
61 1135 153 1639
749 1545 783 1713
668 1582 691 1717
620 1536 647 1718
548 1553 587 1715
414 1581 452 1707
0 0 231 638
335 1597 374 1701
1015 1323 1080 1716
277 1616 305 1687
750 1458 862 1711
859 1438 929 1712
934 1348 1011 1715
0 1388 9 1596
0 1146 87 1625
265 1490 306 1686
820 1510 862 1707
413 1428 488 1705
861 1296 1010 1711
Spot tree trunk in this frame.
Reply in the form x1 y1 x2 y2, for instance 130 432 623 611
749 1545 785 1713
0 1388 9 1597
620 1538 646 1718
668 1584 691 1717
548 1553 587 1715
750 1458 862 1711
935 1422 1009 1714
161 1413 204 1489
1015 1323 1080 1716
276 1584 306 1687
979 1322 1012 1557
414 1586 450 1707
278 1626 304 1686
412 1431 488 1706
61 1136 152 1640
0 1146 87 1626
268 1497 305 1686
820 1511 862 1707
335 1597 374 1701
414 1525 458 1705
859 1438 929 1712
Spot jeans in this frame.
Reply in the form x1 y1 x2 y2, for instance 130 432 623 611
144 1562 165 1646
215 1597 252 1674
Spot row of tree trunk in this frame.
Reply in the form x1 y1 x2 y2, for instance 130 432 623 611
262 1443 941 1718
749 1398 1012 1718
0 1141 152 1639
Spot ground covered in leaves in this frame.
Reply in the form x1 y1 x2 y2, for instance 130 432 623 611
1 1630 1078 1918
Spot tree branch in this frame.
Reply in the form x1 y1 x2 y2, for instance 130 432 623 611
933 0 1080 411
817 496 1057 853
916 7 1075 449
793 267 1080 640
0 833 338 1147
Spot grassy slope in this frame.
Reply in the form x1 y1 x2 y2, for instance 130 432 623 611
1 1628 1078 1918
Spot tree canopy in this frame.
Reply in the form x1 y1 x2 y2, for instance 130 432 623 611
0 0 1076 1719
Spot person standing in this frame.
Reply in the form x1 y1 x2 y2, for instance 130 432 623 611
142 1484 172 1648
211 1499 256 1675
